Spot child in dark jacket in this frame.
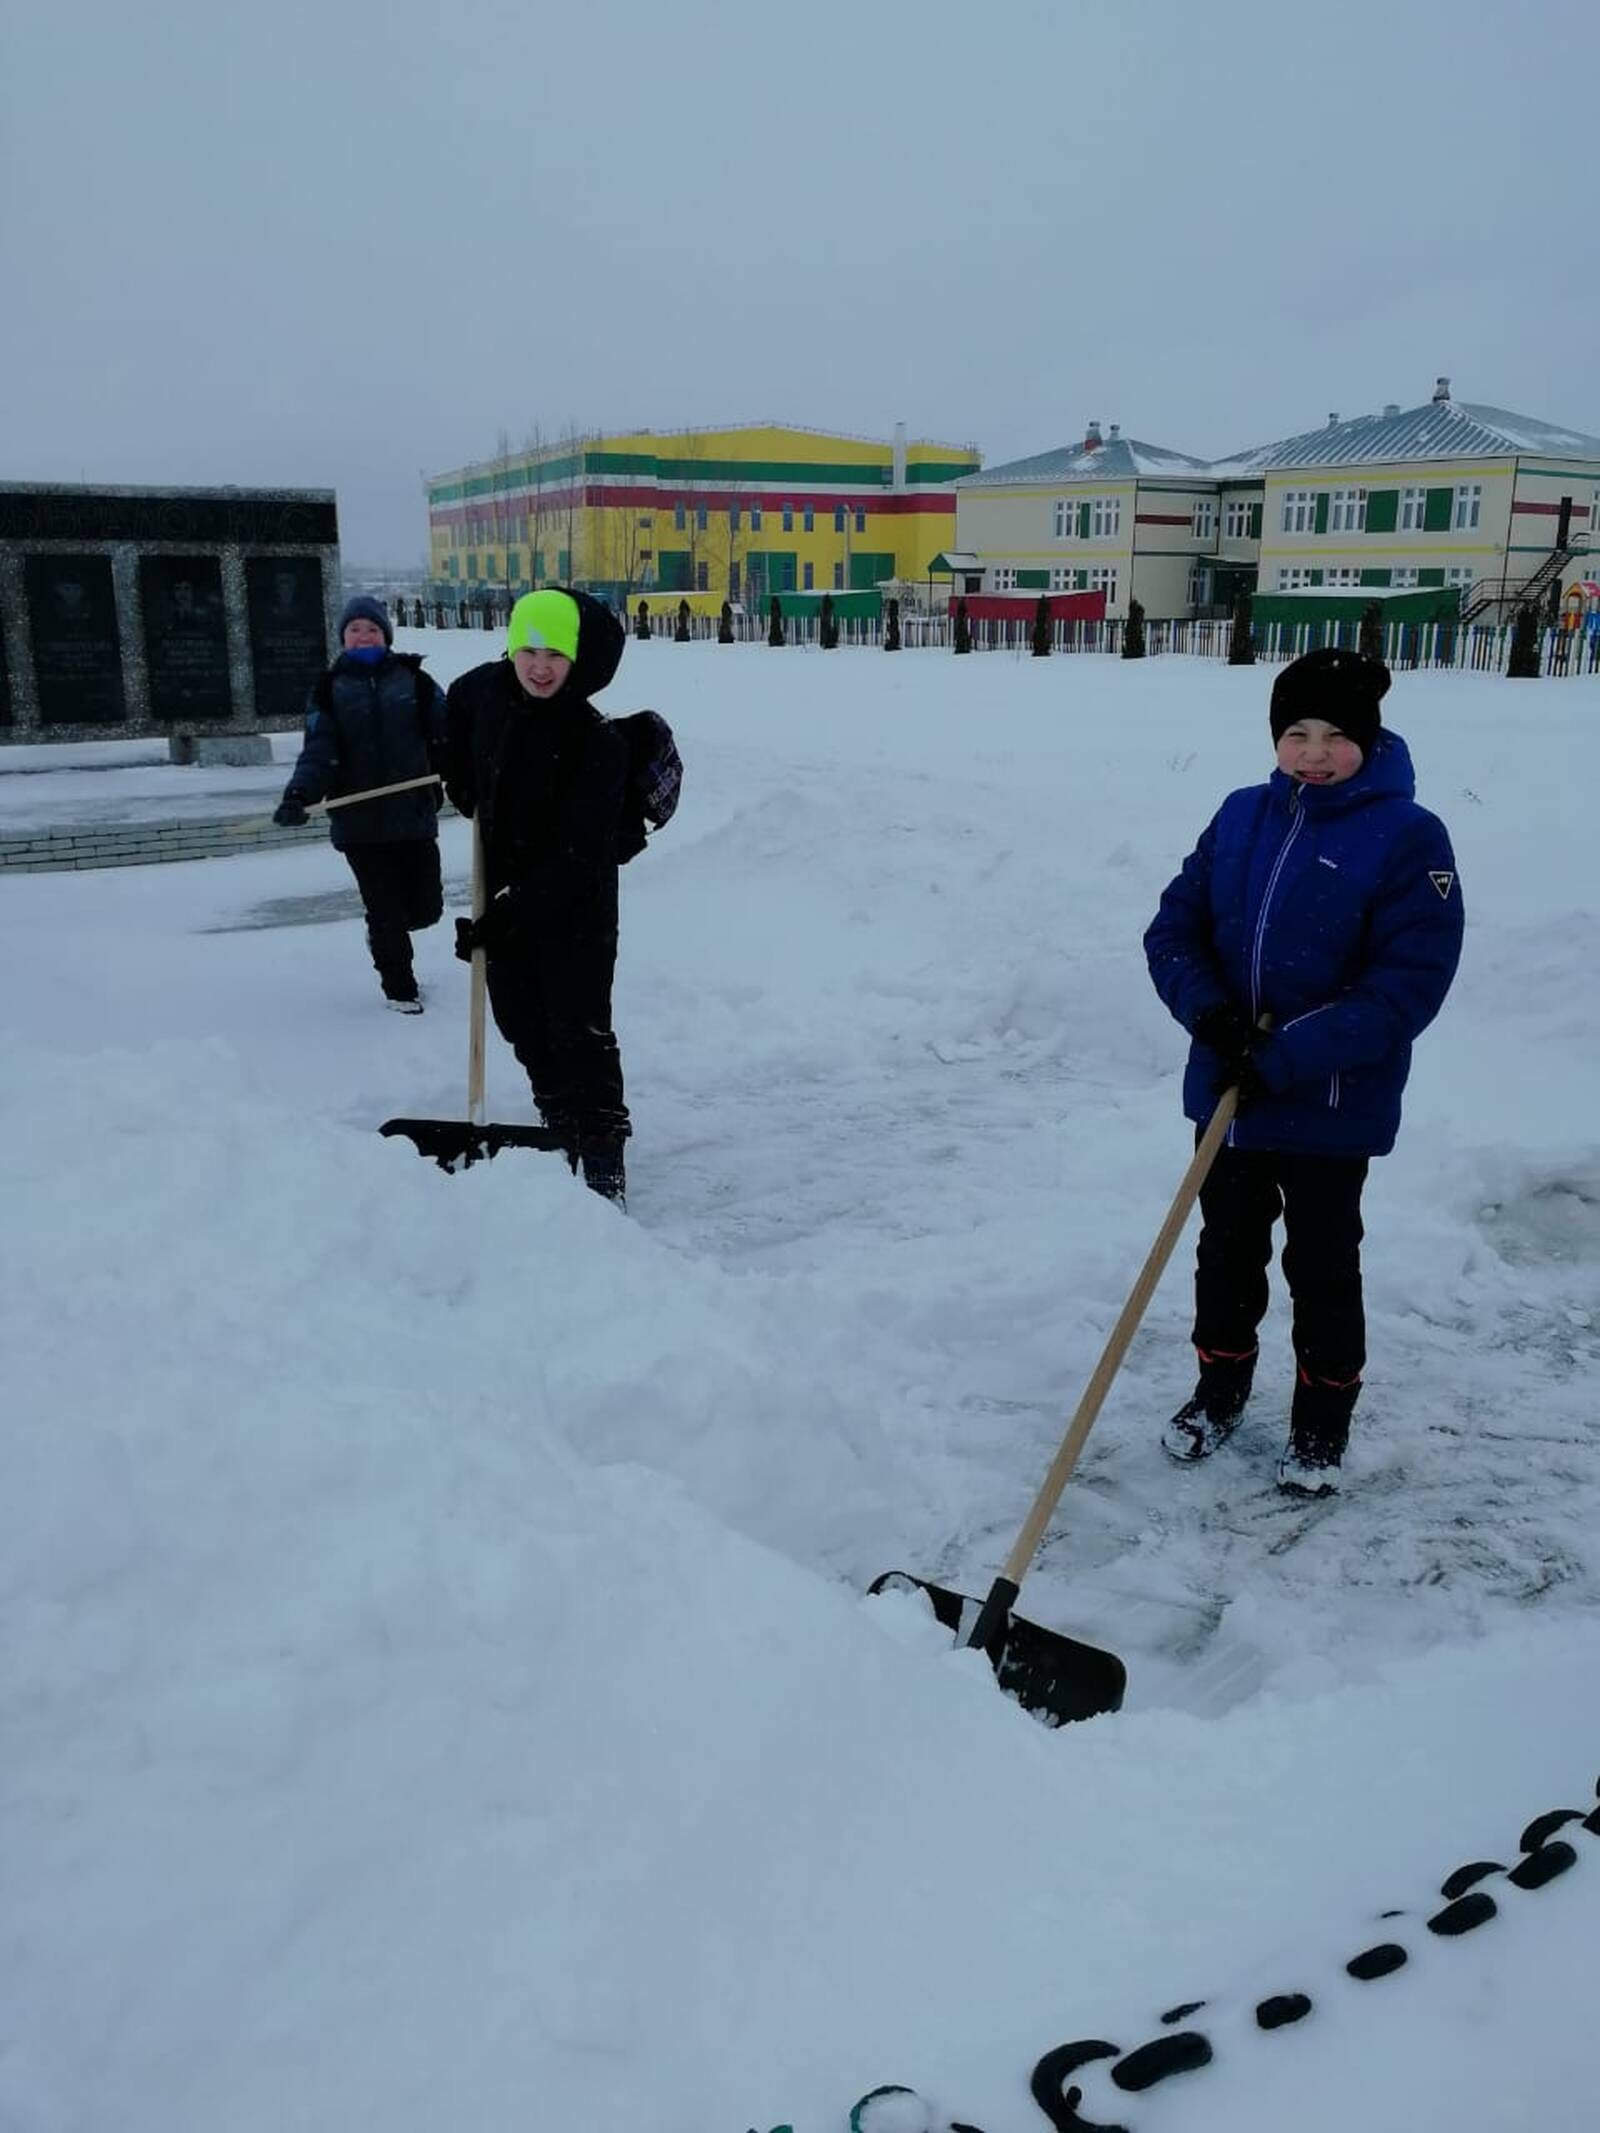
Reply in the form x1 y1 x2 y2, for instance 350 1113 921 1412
445 588 633 1206
1144 647 1464 1495
274 594 448 1011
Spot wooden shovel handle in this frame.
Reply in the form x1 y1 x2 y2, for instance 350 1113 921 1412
996 1014 1274 1594
315 773 442 813
466 813 488 1128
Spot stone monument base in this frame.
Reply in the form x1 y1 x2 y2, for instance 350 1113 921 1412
169 731 274 767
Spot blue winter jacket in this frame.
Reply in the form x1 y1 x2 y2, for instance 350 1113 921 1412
1144 729 1463 1156
285 651 448 851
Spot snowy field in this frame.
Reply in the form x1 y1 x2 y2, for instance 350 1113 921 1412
3 638 1596 2131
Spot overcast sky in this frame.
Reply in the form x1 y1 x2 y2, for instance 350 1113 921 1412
3 0 1592 564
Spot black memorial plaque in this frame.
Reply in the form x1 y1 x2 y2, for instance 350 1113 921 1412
140 554 232 723
245 555 328 724
0 616 11 726
0 491 337 547
25 554 127 725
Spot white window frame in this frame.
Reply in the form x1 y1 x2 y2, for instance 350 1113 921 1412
991 566 1018 591
1453 483 1482 531
1277 565 1318 589
1328 487 1367 533
1589 487 1600 550
1091 496 1121 539
1391 566 1419 588
1281 488 1315 534
1048 565 1076 590
1400 486 1427 532
1087 565 1118 601
1053 499 1074 539
1192 497 1216 539
1224 498 1254 539
1187 564 1212 607
1324 566 1364 587
1444 565 1475 588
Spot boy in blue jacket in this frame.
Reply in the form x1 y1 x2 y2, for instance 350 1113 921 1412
1144 648 1463 1495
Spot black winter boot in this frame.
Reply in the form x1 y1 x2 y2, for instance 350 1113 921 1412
579 1132 627 1209
537 1106 580 1173
1276 1369 1359 1496
1160 1345 1258 1463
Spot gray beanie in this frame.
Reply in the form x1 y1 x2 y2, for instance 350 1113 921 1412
338 593 393 646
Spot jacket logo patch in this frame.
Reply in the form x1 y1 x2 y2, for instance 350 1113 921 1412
1429 870 1456 899
1317 855 1339 869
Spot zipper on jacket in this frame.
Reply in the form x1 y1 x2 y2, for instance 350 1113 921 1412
1249 790 1302 1022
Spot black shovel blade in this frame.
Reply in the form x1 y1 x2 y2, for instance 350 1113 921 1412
379 1118 571 1173
868 1571 1126 1727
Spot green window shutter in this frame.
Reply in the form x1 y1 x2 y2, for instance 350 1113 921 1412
1077 502 1092 539
1309 569 1324 586
1249 502 1262 540
506 551 520 580
1313 493 1330 535
466 553 478 578
558 549 570 579
533 548 545 581
1418 567 1446 587
1075 569 1088 590
1360 568 1391 587
1016 568 1050 589
1423 488 1453 532
657 551 691 591
1365 490 1398 534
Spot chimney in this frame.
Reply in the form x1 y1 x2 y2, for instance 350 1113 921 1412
1433 375 1451 403
892 420 907 491
1084 419 1103 452
1327 412 1339 427
1108 423 1121 441
1382 403 1400 418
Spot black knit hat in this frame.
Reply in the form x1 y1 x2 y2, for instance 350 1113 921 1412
338 593 393 646
1269 646 1391 758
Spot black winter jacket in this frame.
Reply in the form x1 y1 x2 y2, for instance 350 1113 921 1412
445 592 628 932
285 651 447 850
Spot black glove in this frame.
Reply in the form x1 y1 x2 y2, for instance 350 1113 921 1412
1193 1001 1254 1066
273 791 311 828
453 895 516 963
1232 1051 1272 1110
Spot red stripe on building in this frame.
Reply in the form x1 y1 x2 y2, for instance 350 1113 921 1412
1135 513 1192 526
1512 499 1591 516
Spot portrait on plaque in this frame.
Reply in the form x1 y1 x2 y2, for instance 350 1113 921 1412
140 554 232 723
24 553 127 725
245 554 328 725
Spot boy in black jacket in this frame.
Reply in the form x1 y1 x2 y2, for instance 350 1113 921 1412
274 594 447 1011
445 589 632 1204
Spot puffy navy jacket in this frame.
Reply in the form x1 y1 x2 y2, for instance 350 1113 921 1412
1144 728 1463 1156
285 651 447 850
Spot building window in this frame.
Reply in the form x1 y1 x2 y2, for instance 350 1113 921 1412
730 505 740 532
833 561 844 589
750 504 762 532
466 553 477 579
1390 566 1419 587
1224 499 1253 539
1088 566 1118 601
782 503 794 533
1192 498 1217 539
1329 488 1367 533
992 567 1018 590
697 504 708 532
834 506 845 533
697 560 709 591
1048 566 1075 590
1453 483 1482 530
1277 565 1319 588
803 506 814 533
855 509 866 534
674 501 686 532
802 561 813 589
1589 487 1600 548
1053 499 1075 539
1400 486 1427 532
1324 567 1364 587
1281 489 1316 534
1187 565 1213 607
1091 497 1121 538
1444 565 1475 588
507 551 520 580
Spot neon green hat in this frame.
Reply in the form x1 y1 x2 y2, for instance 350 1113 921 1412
507 589 580 663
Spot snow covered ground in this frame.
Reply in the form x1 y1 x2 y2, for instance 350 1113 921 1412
3 639 1596 2131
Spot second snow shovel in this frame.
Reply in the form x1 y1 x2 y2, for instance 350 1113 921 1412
380 814 570 1172
871 1078 1245 1727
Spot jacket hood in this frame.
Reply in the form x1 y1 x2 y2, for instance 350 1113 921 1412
1269 725 1416 815
564 590 626 700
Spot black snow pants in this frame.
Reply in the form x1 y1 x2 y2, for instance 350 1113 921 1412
343 839 443 998
1192 1142 1370 1386
484 923 629 1150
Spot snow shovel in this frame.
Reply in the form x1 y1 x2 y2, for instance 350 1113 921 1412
871 1079 1245 1727
228 772 445 835
379 813 570 1172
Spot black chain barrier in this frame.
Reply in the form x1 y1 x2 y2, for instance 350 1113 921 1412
749 1774 1599 2133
